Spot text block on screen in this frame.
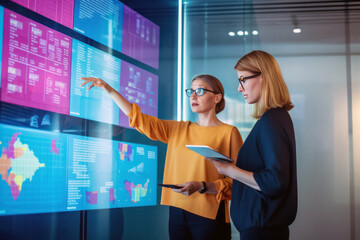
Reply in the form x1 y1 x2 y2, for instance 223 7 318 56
1 10 72 115
10 0 75 29
73 0 123 53
69 39 121 125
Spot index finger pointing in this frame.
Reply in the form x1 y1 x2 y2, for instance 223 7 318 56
80 79 92 87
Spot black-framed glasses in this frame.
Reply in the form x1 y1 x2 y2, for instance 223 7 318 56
185 88 216 97
238 73 261 90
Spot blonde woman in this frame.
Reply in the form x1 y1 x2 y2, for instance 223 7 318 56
209 50 297 240
81 74 243 240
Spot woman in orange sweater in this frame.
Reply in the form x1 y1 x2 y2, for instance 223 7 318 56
81 74 243 240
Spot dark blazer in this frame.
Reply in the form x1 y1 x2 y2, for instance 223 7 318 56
230 107 297 231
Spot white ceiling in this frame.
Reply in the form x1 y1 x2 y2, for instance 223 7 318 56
183 0 360 54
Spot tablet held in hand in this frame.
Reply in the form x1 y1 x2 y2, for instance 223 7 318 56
185 145 234 163
157 184 183 189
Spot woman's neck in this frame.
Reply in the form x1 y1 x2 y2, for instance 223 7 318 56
196 111 223 127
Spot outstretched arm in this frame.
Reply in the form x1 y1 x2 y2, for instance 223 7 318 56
81 77 175 143
81 77 132 116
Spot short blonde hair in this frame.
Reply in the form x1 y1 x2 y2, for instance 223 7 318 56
234 50 294 119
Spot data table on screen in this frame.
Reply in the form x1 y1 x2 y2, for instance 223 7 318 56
70 39 121 125
0 124 68 215
1 10 72 115
119 61 158 128
122 5 160 69
10 0 75 29
73 0 123 53
67 135 157 211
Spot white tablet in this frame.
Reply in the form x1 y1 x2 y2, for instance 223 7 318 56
185 145 234 163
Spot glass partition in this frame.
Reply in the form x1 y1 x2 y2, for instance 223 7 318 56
183 1 360 239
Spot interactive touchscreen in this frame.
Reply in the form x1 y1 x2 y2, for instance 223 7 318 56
1 10 72 115
67 135 157 211
0 1 160 216
73 0 123 52
122 5 160 69
10 0 75 29
0 124 68 215
70 39 121 125
119 61 158 128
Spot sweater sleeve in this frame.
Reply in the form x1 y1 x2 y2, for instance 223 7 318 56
127 103 177 144
253 114 291 198
214 127 243 201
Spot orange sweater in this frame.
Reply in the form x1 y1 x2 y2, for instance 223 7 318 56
128 104 243 222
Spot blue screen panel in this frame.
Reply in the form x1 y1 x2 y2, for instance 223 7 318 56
0 124 67 215
115 141 157 207
67 135 117 211
73 0 123 52
0 6 4 88
70 39 121 125
67 135 157 211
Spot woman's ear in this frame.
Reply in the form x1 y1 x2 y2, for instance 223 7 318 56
214 93 222 104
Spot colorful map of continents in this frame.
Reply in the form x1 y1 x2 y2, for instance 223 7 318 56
0 133 45 200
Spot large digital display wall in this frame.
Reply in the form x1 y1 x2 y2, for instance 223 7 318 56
0 1 160 216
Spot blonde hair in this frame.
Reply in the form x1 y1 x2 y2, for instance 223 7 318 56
234 50 294 119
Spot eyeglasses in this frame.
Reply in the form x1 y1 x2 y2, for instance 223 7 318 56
238 73 261 90
185 88 216 97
